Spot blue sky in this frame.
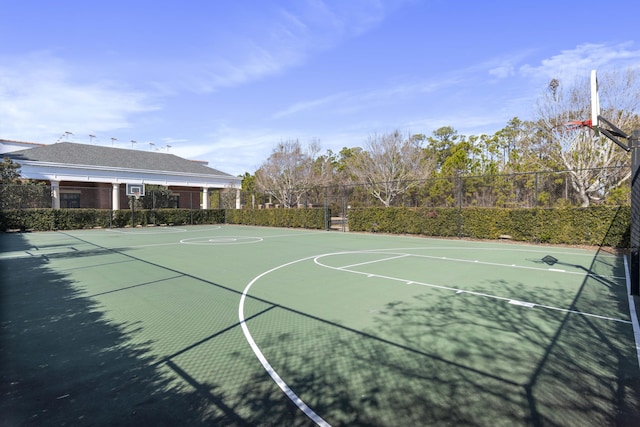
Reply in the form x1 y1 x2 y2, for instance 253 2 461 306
1 0 639 176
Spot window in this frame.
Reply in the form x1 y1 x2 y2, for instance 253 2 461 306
60 193 81 208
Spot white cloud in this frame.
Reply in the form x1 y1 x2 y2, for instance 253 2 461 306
272 92 348 118
185 1 395 94
0 52 159 143
489 64 515 79
520 42 640 82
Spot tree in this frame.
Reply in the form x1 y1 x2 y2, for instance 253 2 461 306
1 157 49 209
536 68 640 206
254 139 323 208
141 185 177 209
1 157 21 183
425 126 460 171
239 172 258 208
345 130 435 207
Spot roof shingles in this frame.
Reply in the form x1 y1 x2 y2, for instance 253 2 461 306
6 142 232 176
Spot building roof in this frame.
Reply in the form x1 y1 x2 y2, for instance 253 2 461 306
6 142 233 177
0 139 46 154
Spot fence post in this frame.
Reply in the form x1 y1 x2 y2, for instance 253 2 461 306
342 185 347 232
324 186 329 231
458 175 463 238
534 172 538 208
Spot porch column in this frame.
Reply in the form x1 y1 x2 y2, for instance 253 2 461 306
235 189 241 209
202 187 210 210
112 183 120 210
50 180 60 209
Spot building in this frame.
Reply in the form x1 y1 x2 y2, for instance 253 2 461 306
2 140 242 210
0 139 46 154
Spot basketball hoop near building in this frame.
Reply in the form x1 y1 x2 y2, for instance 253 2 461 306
125 183 146 227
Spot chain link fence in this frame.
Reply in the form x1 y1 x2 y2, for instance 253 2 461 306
238 167 630 228
2 168 630 215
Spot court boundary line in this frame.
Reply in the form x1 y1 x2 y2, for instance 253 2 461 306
106 227 191 234
44 229 635 424
352 249 624 280
238 256 331 427
238 251 532 427
314 250 632 324
180 236 264 245
52 230 531 426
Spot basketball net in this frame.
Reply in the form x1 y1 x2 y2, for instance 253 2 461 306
553 121 590 152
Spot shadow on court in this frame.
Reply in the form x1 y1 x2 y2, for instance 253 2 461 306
2 229 639 427
343 248 640 426
0 232 312 426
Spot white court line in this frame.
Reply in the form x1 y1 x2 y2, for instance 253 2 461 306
339 254 411 269
106 227 190 234
0 252 37 260
180 236 263 245
357 245 602 258
405 252 625 280
239 255 331 427
335 249 623 280
239 247 633 426
314 251 631 324
121 242 180 249
623 255 640 368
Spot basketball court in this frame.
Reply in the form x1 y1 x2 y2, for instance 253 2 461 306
2 224 639 426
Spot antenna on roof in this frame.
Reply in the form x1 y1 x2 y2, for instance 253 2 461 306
89 134 96 144
166 145 171 152
149 142 155 151
56 131 73 143
111 137 117 146
131 140 137 149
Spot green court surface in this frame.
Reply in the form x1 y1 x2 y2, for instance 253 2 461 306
1 225 639 426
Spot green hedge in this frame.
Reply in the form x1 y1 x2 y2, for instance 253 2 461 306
0 208 226 231
0 207 323 232
1 206 629 247
0 209 111 231
347 206 630 247
224 208 325 229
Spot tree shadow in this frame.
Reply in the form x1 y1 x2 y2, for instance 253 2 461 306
337 248 640 426
0 232 310 426
3 229 638 427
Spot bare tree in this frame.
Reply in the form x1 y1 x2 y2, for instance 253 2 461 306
345 130 435 207
537 68 640 206
254 139 323 208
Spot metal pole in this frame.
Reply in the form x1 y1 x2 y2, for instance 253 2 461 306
630 129 640 295
324 186 329 231
342 185 346 232
458 175 463 238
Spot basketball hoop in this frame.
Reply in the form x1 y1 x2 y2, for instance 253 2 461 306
564 120 593 130
125 183 146 199
553 122 590 152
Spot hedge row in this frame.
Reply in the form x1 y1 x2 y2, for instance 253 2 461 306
225 208 325 229
347 206 630 247
0 207 324 232
0 208 226 231
1 206 629 247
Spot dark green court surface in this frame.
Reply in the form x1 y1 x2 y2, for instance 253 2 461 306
2 225 639 426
